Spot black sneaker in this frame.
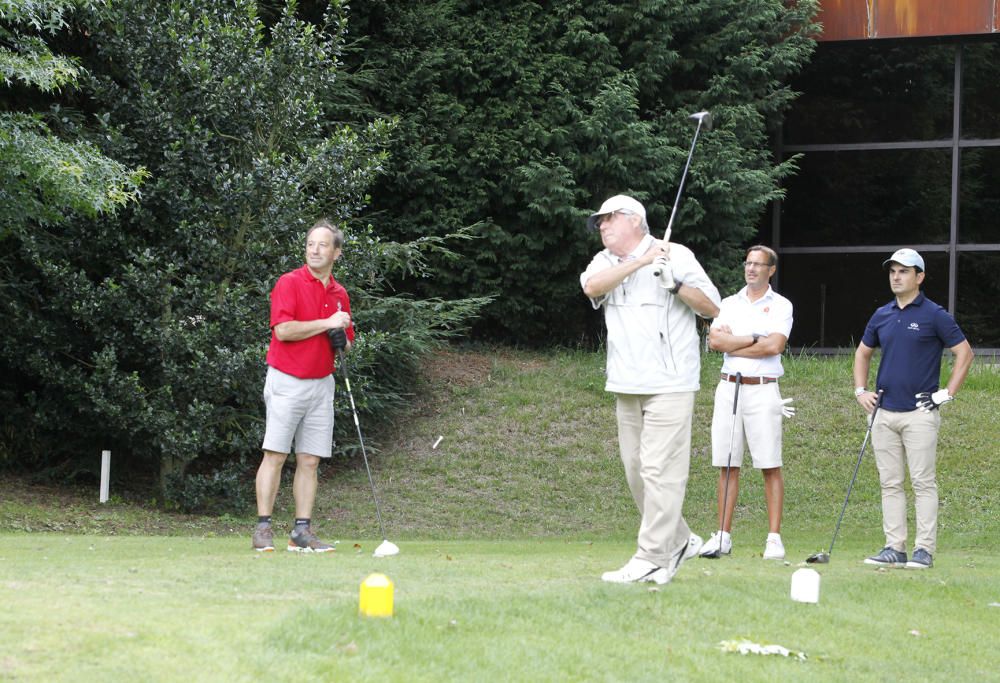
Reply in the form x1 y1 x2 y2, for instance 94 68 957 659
287 526 335 553
864 546 907 567
906 548 933 569
252 524 274 552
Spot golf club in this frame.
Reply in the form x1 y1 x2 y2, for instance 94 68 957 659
337 349 399 558
653 110 713 277
704 371 741 559
805 390 884 564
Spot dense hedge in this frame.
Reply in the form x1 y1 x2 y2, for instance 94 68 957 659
0 0 485 509
342 0 819 343
1 0 818 508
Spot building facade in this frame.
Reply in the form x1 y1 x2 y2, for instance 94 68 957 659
770 0 999 350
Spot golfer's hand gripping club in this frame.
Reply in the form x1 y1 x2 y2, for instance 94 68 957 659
327 327 348 350
653 256 676 290
915 388 953 412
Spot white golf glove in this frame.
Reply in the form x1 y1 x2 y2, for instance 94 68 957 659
915 389 953 412
777 397 795 419
653 256 676 290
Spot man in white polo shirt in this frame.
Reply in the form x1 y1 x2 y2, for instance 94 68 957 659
580 194 721 584
701 245 794 560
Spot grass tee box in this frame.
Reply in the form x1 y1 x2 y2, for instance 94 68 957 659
2 350 999 680
2 536 999 681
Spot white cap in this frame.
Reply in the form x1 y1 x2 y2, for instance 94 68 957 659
882 248 925 271
587 194 646 231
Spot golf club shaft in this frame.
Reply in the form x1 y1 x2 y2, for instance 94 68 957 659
826 390 884 556
338 350 388 541
716 372 742 551
663 117 707 244
653 116 708 277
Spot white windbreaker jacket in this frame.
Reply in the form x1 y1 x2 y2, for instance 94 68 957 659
581 235 721 394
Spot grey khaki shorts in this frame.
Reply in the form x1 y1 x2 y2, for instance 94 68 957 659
262 366 335 458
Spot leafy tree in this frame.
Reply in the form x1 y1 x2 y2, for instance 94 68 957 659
0 0 146 234
0 0 485 509
341 0 820 343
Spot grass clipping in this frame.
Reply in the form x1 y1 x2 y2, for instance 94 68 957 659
719 639 807 661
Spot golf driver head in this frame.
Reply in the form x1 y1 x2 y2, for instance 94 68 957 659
805 552 830 564
373 540 400 558
689 111 713 131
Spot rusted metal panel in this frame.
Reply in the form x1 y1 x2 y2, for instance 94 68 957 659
875 0 996 37
817 0 872 41
817 0 1000 41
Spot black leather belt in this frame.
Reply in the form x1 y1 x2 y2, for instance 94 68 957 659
721 373 777 385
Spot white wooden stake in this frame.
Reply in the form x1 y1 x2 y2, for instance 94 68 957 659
100 450 111 503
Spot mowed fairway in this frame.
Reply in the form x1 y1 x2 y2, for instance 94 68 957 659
1 535 999 681
3 349 999 680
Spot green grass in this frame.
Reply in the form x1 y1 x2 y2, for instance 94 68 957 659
3 347 999 680
2 536 998 681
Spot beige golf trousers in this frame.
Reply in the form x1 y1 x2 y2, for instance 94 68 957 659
872 408 941 554
615 391 695 568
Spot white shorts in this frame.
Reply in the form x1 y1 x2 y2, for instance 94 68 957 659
711 380 783 469
262 366 335 458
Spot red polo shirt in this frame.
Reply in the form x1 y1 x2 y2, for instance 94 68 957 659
266 265 354 379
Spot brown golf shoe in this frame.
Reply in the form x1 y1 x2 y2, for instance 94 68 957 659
287 526 335 553
252 524 275 552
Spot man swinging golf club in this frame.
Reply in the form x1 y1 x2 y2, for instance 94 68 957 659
580 194 721 584
701 246 794 560
252 219 355 553
853 248 973 569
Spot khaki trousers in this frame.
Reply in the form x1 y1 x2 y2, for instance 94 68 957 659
615 392 695 567
871 408 941 554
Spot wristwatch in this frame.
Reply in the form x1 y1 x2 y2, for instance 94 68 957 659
854 387 867 397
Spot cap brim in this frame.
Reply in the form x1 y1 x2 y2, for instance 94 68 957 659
587 214 604 231
883 258 921 269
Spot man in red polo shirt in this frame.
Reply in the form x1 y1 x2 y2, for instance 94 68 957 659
252 219 355 553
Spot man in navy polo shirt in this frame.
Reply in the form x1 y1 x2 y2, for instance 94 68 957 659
853 248 974 569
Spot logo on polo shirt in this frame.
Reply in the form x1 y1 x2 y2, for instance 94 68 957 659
908 322 920 331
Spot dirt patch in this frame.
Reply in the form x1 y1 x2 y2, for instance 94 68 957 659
421 348 495 386
2 476 94 509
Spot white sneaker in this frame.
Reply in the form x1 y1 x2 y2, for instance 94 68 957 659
763 533 785 560
669 533 703 579
699 531 732 557
683 533 704 561
601 557 666 584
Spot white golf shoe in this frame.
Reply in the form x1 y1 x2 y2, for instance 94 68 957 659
683 533 704 561
699 530 732 557
601 557 669 585
763 533 785 560
668 533 703 579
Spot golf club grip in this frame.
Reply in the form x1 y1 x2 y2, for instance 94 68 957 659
732 372 741 413
652 228 672 277
337 349 351 393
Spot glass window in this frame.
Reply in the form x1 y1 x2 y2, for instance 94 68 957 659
962 42 1000 139
784 41 955 145
959 146 1000 243
957 253 1000 347
777 252 949 349
779 149 952 247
